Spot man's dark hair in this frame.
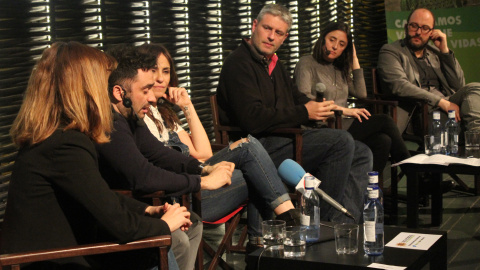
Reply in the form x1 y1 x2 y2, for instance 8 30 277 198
107 44 157 96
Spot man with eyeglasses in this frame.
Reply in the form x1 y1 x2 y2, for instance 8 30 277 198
377 8 480 134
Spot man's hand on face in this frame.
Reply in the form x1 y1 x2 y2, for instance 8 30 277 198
200 161 234 190
304 100 336 121
430 29 449 53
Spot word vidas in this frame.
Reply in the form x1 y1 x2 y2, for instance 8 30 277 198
450 38 480 49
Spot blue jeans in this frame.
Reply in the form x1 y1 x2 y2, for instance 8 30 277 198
201 135 291 239
258 128 372 223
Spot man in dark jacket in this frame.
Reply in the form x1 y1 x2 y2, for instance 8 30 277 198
217 4 372 224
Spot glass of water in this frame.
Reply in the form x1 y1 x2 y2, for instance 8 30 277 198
284 226 306 258
262 220 286 252
334 223 359 254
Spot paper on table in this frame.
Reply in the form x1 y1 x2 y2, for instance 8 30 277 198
368 263 406 270
392 154 480 167
385 232 442 250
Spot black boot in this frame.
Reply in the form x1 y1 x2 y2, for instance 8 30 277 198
275 208 301 226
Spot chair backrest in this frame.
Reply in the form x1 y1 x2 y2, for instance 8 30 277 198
372 68 429 137
210 95 242 146
209 94 305 165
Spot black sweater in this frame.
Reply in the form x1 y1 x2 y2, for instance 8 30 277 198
96 111 202 196
217 39 311 136
1 129 170 267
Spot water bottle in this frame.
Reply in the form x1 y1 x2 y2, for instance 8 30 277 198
364 171 383 206
431 111 444 154
444 110 459 156
363 183 384 255
300 176 320 243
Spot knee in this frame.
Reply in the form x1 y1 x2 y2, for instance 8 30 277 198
340 131 356 152
374 133 392 150
355 141 373 160
172 230 191 250
229 137 250 150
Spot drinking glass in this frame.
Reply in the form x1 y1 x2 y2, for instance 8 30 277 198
284 226 306 258
334 223 359 254
262 220 286 251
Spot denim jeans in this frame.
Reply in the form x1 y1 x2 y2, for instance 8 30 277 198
258 128 372 223
201 135 291 239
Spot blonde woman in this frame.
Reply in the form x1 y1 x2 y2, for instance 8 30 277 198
3 41 188 269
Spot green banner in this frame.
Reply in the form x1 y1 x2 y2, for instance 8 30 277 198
385 6 480 83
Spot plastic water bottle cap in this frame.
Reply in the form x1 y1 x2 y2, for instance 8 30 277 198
448 110 455 119
305 176 316 189
368 171 379 184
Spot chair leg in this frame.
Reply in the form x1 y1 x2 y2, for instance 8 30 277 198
228 224 247 253
207 213 242 270
159 246 169 270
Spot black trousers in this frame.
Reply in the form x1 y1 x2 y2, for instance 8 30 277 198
347 114 411 173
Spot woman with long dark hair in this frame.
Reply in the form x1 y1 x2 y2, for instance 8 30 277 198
294 22 410 175
137 43 303 250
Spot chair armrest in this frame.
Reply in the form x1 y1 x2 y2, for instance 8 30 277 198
0 235 171 268
354 98 398 107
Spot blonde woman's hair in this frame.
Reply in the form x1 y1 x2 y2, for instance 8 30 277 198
10 41 114 147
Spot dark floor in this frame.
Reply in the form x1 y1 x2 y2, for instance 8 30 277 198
202 158 480 269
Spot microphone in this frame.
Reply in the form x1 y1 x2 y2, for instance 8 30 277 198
314 82 326 102
278 159 356 222
120 87 132 108
325 49 331 56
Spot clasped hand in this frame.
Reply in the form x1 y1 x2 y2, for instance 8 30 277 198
200 161 234 190
146 203 192 232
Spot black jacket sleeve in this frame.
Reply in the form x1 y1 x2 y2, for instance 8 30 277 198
53 130 171 243
96 114 202 195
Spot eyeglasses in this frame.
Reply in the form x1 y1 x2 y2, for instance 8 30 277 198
408 23 433 34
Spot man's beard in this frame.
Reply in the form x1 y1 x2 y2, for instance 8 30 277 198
405 33 428 52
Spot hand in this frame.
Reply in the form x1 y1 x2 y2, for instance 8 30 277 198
164 87 192 108
200 161 234 190
304 100 336 121
342 107 371 122
145 205 164 218
430 29 449 53
438 99 461 122
144 202 173 218
161 203 192 232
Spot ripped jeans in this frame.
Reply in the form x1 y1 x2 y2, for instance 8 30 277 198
200 135 291 240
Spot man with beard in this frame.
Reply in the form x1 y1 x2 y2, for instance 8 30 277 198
377 8 480 134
